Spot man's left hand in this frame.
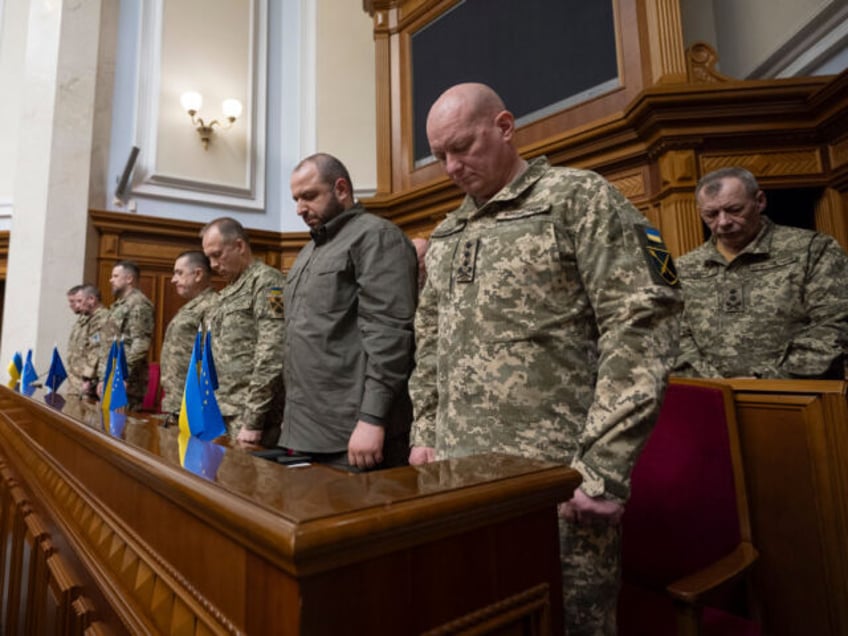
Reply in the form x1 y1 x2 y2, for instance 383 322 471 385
348 420 385 469
559 488 624 525
237 427 263 444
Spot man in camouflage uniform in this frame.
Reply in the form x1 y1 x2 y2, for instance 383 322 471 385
409 83 682 635
675 167 848 379
65 285 86 395
160 251 220 413
283 153 417 470
77 285 110 399
98 261 155 410
201 217 285 446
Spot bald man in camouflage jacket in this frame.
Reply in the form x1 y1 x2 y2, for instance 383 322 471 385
410 83 682 635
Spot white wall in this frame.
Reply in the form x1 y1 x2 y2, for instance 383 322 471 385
0 0 29 231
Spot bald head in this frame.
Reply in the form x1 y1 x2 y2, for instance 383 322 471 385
426 83 524 203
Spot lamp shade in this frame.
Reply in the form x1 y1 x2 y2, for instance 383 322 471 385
222 98 243 119
180 91 203 113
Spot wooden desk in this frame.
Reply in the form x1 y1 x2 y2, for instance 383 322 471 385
0 387 579 635
715 379 848 636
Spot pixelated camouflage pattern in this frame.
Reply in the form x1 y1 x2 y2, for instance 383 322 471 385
66 313 90 394
100 288 154 408
208 259 285 434
160 287 220 412
84 306 109 381
409 157 682 500
675 217 848 379
560 520 620 636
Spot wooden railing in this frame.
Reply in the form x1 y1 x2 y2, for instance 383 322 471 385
0 386 578 634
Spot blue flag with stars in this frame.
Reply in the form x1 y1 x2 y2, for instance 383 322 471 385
45 346 68 393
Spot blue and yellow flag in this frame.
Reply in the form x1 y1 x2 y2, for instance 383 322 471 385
101 339 118 412
7 351 22 389
179 329 226 440
101 339 128 412
178 430 225 481
178 333 205 437
45 346 68 393
109 340 129 410
21 350 38 395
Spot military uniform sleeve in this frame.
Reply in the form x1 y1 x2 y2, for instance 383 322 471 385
238 272 286 431
673 314 723 378
409 250 440 448
568 174 682 500
82 312 106 379
777 234 848 378
354 228 417 424
125 302 154 368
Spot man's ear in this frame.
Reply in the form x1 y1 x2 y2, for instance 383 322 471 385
494 110 516 142
334 177 352 201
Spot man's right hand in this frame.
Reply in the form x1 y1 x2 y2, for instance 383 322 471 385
409 446 436 465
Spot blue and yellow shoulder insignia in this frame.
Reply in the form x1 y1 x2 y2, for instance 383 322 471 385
636 226 679 287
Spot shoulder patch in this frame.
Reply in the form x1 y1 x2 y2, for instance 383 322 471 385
267 287 284 317
636 226 679 287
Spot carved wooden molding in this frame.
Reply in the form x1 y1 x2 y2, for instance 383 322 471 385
645 0 687 84
0 404 241 634
686 41 733 83
700 150 823 179
423 583 551 636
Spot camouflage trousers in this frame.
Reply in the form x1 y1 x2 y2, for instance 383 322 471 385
560 518 621 636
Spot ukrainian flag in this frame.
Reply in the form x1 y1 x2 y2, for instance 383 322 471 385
179 329 226 440
7 351 22 389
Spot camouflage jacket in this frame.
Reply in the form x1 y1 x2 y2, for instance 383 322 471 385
83 306 109 380
408 157 682 500
208 259 285 432
66 314 90 392
160 287 220 412
675 217 848 379
281 206 417 453
100 288 154 401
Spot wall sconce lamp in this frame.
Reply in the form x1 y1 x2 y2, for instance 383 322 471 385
180 91 243 150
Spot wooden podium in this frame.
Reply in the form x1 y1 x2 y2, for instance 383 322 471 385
0 386 579 635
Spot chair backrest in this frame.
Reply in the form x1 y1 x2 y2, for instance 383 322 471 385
141 362 162 412
621 378 751 589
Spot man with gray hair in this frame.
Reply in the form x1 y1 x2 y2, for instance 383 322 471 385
201 217 285 445
675 166 848 378
160 251 220 413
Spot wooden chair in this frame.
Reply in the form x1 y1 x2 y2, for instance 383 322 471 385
617 378 760 635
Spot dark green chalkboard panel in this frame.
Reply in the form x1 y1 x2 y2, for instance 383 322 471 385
411 0 618 163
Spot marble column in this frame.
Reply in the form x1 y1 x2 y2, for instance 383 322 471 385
0 0 114 373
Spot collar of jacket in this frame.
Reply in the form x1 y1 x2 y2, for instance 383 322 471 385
310 205 362 245
456 156 550 220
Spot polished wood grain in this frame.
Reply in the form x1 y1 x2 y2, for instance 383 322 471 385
711 378 848 636
0 386 579 634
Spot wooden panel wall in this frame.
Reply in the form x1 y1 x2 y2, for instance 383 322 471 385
90 210 309 363
361 0 848 257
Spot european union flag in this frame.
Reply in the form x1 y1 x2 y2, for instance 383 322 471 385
109 340 129 410
178 430 225 481
6 351 22 389
21 350 38 395
203 328 219 390
101 339 128 412
179 329 226 440
107 409 127 438
45 346 68 393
